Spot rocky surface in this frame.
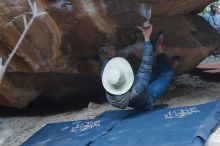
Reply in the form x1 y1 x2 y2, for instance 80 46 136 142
0 0 220 107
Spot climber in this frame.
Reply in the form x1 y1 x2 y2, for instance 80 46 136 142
100 25 179 110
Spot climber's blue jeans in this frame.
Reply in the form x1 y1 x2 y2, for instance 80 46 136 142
129 54 174 110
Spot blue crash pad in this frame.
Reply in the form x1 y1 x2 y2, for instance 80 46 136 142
22 100 220 146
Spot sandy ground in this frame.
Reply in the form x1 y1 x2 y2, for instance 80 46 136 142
0 73 220 146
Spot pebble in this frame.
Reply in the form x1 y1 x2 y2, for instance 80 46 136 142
88 102 100 111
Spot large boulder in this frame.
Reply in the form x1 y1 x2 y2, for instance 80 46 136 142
0 0 219 108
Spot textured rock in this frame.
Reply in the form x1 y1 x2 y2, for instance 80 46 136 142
0 0 219 108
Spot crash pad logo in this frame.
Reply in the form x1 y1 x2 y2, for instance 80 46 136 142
70 120 101 133
59 120 101 133
164 107 200 119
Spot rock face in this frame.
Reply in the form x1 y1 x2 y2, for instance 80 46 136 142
0 0 219 108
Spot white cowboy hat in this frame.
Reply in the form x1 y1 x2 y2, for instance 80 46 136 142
102 57 134 95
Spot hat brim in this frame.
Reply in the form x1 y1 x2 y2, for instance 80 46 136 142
102 57 134 95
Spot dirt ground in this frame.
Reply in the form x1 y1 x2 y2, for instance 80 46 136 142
0 73 220 146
